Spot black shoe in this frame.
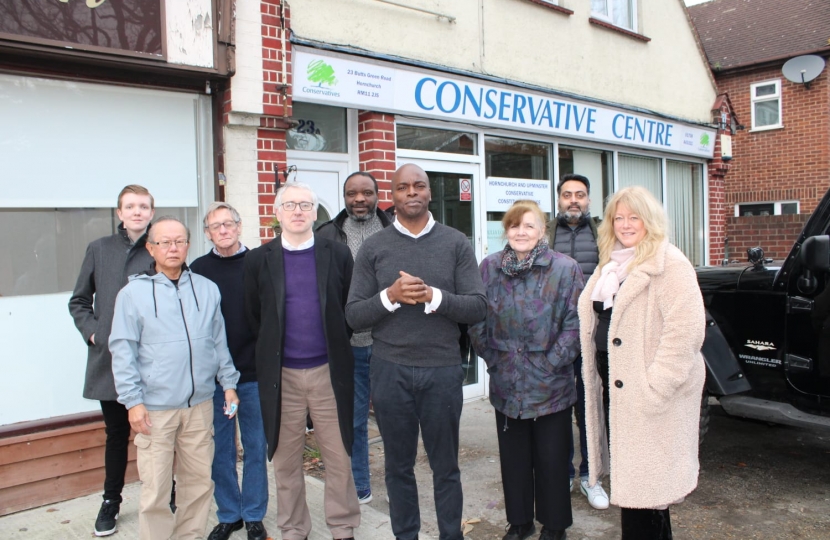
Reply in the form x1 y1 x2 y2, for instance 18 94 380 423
539 527 567 540
503 522 536 540
170 479 177 514
246 520 268 540
207 519 244 540
93 500 120 537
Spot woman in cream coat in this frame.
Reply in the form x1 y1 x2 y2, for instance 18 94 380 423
578 186 705 539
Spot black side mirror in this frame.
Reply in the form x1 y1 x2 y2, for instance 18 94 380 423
747 247 766 269
798 236 830 294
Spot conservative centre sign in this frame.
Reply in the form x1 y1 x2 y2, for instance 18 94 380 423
294 49 715 158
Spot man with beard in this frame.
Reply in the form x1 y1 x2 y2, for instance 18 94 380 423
547 174 609 511
317 172 393 504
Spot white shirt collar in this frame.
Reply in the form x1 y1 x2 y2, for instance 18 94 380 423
212 243 247 258
281 234 315 251
393 212 436 239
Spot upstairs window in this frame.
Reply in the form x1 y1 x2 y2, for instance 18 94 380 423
591 0 635 31
750 80 782 130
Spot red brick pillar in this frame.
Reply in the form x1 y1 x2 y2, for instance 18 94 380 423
358 112 397 209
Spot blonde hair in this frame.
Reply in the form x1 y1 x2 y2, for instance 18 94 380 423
501 200 548 238
597 186 667 268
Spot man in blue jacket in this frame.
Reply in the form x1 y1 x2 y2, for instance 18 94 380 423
110 216 240 540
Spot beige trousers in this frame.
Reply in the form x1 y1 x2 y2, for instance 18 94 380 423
275 363 361 540
134 399 214 540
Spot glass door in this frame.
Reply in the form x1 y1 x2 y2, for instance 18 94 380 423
400 159 485 400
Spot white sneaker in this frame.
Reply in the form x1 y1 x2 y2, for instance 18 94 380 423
580 479 609 510
569 479 573 492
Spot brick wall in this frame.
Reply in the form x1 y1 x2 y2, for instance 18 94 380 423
357 111 397 209
725 213 809 261
256 0 291 242
716 66 830 214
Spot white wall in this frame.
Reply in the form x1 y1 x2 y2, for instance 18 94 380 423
165 0 215 68
289 0 716 123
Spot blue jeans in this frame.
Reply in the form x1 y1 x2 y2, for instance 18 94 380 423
371 356 464 540
211 382 269 523
569 355 589 480
351 345 372 493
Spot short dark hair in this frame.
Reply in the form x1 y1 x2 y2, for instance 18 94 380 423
343 171 378 197
557 174 590 195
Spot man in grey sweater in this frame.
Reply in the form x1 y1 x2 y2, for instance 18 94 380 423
346 163 487 540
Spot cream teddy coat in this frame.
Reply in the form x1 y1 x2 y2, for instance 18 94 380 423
578 240 706 509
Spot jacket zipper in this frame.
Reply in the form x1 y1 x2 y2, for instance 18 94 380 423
175 283 196 407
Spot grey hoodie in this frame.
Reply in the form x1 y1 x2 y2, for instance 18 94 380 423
109 267 239 411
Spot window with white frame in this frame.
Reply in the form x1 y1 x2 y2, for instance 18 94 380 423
591 0 635 31
750 80 782 130
735 201 798 217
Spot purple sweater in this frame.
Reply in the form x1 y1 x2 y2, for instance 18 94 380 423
283 246 328 369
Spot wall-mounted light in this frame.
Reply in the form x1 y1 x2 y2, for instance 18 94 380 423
274 164 298 190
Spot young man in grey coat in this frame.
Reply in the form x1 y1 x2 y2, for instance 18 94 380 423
68 184 155 537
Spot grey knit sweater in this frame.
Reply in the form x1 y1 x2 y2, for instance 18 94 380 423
345 223 487 367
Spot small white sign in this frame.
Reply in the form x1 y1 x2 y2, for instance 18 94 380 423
485 177 552 212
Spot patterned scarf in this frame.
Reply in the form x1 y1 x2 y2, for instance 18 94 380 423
501 238 549 277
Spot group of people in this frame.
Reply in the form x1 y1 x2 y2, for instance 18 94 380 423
470 175 706 540
68 162 705 540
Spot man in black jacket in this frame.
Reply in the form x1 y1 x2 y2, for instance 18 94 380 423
548 174 609 511
316 171 392 505
191 202 268 540
244 182 359 540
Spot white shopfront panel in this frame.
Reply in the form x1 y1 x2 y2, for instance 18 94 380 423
0 75 213 426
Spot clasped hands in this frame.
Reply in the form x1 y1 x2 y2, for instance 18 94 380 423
387 271 433 305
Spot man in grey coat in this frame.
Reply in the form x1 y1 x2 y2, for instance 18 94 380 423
110 216 240 540
548 174 609 510
69 184 155 537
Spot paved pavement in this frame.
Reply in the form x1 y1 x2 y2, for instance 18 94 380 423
0 397 601 540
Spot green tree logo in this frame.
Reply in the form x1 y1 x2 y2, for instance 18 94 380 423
307 60 338 87
700 133 711 146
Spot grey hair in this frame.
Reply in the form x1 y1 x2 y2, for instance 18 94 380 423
275 182 319 212
203 201 242 229
149 216 191 242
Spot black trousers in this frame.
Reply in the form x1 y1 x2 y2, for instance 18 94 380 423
621 507 673 539
100 400 131 503
495 408 573 531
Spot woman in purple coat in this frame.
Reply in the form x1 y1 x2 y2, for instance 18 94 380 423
469 200 584 540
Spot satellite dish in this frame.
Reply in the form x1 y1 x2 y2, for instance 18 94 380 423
782 55 826 89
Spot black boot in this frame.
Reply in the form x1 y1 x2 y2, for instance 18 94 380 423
620 507 672 540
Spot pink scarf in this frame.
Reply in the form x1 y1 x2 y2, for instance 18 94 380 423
591 245 636 309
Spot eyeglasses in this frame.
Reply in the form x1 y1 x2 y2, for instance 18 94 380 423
207 220 239 232
150 240 189 250
280 201 314 212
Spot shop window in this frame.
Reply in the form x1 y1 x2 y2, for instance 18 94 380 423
558 145 613 219
618 154 662 200
591 0 635 31
750 80 782 130
666 161 704 266
0 207 200 297
485 137 550 180
396 125 477 155
485 137 552 254
736 201 799 217
288 102 348 152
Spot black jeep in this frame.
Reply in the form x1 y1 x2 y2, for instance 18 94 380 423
697 188 830 440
